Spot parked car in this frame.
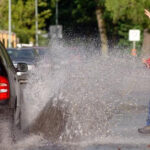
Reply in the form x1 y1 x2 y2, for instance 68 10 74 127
6 48 18 60
0 42 28 126
7 47 39 83
34 46 48 58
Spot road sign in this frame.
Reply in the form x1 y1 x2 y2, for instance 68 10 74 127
129 29 140 41
49 25 63 39
129 29 140 56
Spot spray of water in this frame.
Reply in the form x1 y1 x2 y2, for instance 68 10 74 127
0 109 47 150
21 40 150 145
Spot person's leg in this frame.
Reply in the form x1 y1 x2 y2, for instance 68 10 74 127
138 101 150 134
146 101 150 126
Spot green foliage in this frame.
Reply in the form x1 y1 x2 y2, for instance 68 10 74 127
96 0 105 8
72 0 96 24
0 0 51 43
48 0 98 37
0 0 9 30
0 0 149 48
117 22 142 47
38 31 49 46
105 0 150 47
105 0 150 29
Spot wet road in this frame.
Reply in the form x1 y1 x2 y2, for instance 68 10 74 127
1 58 150 150
0 88 150 150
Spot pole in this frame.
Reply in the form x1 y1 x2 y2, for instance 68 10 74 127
35 0 38 46
133 41 136 50
55 0 59 39
8 0 11 48
131 41 137 56
55 0 58 25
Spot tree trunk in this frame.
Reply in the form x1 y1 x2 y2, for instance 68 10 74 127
96 7 108 56
142 29 150 57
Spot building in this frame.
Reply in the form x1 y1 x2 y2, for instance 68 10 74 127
0 30 17 48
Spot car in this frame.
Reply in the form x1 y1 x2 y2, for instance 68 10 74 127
0 42 28 127
6 48 18 60
7 47 39 83
33 46 48 58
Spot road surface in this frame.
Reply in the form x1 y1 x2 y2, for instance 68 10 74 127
1 57 150 150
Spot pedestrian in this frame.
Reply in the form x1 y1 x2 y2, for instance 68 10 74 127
142 57 150 68
138 9 150 134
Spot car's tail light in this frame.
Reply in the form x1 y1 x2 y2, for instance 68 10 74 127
0 76 10 100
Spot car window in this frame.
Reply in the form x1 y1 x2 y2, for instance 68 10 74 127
7 49 18 59
0 60 7 76
0 62 2 73
0 42 14 68
17 50 35 59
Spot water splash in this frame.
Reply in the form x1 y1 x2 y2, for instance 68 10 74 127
22 40 150 145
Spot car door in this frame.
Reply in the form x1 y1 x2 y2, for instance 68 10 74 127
0 42 18 107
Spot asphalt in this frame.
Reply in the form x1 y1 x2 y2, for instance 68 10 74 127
1 67 150 150
26 104 150 150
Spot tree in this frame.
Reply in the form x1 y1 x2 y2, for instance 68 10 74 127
56 0 97 37
95 0 108 56
105 0 150 55
0 0 51 44
0 0 9 30
54 0 108 55
64 0 109 55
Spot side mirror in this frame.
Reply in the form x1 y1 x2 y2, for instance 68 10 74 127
17 63 28 72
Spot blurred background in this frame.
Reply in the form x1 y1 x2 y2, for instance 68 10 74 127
0 0 150 56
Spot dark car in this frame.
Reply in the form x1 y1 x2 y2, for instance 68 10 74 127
34 46 48 58
6 48 18 60
0 42 28 126
7 48 38 83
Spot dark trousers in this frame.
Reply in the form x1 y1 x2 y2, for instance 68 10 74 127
146 101 150 126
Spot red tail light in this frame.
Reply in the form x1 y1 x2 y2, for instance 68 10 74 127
0 76 10 101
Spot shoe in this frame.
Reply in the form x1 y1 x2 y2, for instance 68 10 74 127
138 126 150 134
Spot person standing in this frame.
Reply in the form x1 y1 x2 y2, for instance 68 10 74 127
138 9 150 134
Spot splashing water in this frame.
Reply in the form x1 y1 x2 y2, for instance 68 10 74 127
22 40 150 146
